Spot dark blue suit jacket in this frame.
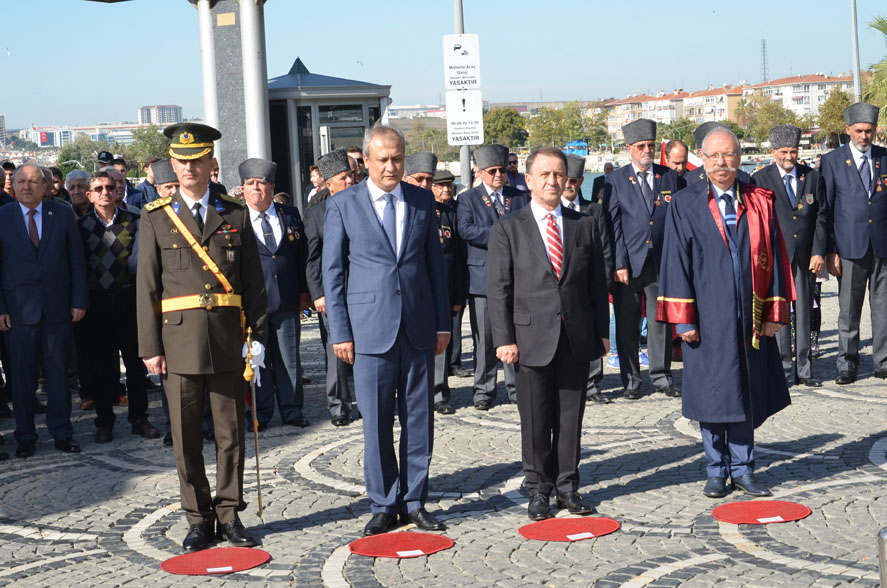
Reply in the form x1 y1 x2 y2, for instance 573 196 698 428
821 144 887 259
322 179 450 355
255 203 308 315
0 200 88 325
456 184 527 296
604 163 679 277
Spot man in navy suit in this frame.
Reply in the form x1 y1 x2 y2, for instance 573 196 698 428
457 144 528 410
323 125 450 536
605 119 681 399
754 125 826 388
822 102 887 384
241 158 311 430
0 164 88 458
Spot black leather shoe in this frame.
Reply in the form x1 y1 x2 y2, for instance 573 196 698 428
474 400 491 411
402 508 446 531
284 416 310 428
785 377 794 388
182 522 214 553
363 512 398 536
434 401 455 415
331 415 350 426
163 432 173 446
874 370 887 379
587 392 612 404
217 519 256 547
703 476 731 498
528 494 551 521
625 389 641 400
798 377 822 387
733 473 772 497
835 371 857 385
131 418 161 439
556 491 594 515
54 439 81 453
94 427 113 444
656 385 681 397
15 441 35 459
451 367 473 378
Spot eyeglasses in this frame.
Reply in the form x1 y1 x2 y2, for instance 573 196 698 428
633 142 657 151
702 152 739 161
484 167 507 175
356 158 364 165
90 185 115 192
508 160 518 165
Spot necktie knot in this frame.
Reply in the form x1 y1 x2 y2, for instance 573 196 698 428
28 209 37 218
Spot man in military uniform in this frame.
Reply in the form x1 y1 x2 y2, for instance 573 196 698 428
137 123 268 553
430 169 466 415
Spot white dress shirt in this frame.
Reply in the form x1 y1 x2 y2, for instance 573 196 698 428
561 196 581 212
530 199 563 264
19 201 43 239
711 183 735 220
182 188 211 224
367 179 406 255
630 162 655 192
849 142 874 191
776 165 797 202
248 203 283 247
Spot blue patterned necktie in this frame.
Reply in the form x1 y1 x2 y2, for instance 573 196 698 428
382 193 397 254
638 171 654 211
721 193 737 239
860 155 872 195
784 174 796 208
259 212 276 251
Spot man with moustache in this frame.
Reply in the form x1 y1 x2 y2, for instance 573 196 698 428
658 128 792 498
753 125 826 388
605 119 681 400
822 103 887 384
457 144 528 410
506 152 528 192
304 150 357 426
488 147 609 520
137 123 267 552
685 122 755 186
404 152 437 191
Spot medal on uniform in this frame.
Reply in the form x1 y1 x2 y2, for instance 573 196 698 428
797 203 804 210
805 194 814 205
654 196 661 206
444 229 451 238
846 159 852 166
227 249 235 262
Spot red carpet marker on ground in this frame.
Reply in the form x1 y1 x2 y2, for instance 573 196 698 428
160 547 271 575
518 517 620 542
711 500 812 525
349 532 454 558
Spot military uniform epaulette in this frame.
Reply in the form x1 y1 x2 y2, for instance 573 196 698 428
218 193 246 207
144 196 173 212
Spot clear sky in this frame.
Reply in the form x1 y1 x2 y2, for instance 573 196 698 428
2 0 886 129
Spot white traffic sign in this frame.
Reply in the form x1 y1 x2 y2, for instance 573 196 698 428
443 34 481 90
446 90 484 146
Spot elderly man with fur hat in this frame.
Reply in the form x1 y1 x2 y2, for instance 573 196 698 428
822 102 887 384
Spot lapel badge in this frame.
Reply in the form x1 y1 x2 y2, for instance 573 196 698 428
226 249 236 263
172 201 180 214
444 229 451 238
170 228 178 234
654 173 660 179
797 203 804 210
664 194 672 203
799 175 805 182
805 194 814 205
846 159 852 166
47 210 53 216
628 175 636 185
288 233 295 242
878 185 883 192
653 197 661 206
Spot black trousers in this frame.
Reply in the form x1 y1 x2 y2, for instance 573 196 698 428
76 289 147 429
516 326 589 497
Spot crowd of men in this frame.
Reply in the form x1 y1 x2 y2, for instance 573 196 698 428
0 100 883 549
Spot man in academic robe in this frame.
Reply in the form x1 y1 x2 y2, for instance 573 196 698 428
657 128 793 499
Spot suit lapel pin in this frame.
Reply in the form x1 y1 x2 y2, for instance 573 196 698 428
47 211 53 216
628 175 636 185
797 203 804 210
664 194 672 202
799 175 805 182
846 159 852 166
654 173 660 179
227 250 236 262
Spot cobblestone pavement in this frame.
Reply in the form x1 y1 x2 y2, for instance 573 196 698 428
1 277 886 587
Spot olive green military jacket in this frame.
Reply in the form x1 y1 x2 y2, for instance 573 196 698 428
136 190 268 375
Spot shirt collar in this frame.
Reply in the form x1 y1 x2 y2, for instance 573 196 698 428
367 178 403 202
849 142 873 161
530 199 562 222
776 165 797 180
561 196 580 210
631 162 652 177
19 201 43 216
482 182 500 197
94 207 118 226
181 187 211 211
248 202 278 221
711 183 734 200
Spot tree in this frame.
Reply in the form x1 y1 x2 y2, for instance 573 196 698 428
863 16 887 127
657 118 696 149
734 91 796 147
560 101 587 143
7 136 38 151
585 103 608 150
526 107 565 148
405 118 460 161
127 125 170 170
57 135 109 176
483 108 528 148
818 88 852 145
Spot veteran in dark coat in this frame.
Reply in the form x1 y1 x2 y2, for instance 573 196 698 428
136 123 268 553
657 128 792 499
821 102 887 384
753 125 827 387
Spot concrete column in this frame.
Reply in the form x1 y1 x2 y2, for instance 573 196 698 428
240 0 271 159
196 0 220 161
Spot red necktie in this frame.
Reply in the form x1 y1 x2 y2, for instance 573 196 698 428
546 213 563 278
27 209 39 248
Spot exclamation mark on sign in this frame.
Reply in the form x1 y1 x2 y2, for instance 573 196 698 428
462 98 466 112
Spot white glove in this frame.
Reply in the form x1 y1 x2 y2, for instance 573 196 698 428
241 340 266 386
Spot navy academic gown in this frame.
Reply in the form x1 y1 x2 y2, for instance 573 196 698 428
656 179 791 428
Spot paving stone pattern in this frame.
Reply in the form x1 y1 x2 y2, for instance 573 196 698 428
0 278 885 586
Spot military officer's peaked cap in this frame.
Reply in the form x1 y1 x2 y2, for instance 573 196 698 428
152 158 177 185
565 154 587 179
768 125 801 150
433 169 455 184
164 123 221 160
844 102 880 126
692 121 730 148
316 150 351 181
405 152 438 177
622 119 656 145
238 158 277 184
474 144 509 170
